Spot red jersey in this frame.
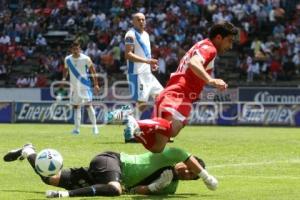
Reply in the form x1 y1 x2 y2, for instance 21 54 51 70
165 39 217 101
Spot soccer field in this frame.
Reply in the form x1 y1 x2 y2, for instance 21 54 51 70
0 124 299 200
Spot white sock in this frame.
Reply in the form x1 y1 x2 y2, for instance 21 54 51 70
74 107 81 130
22 147 35 158
87 106 97 128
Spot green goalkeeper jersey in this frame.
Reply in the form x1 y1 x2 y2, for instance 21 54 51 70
120 147 191 193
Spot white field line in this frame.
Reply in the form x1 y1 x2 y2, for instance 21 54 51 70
210 160 300 180
210 159 300 169
81 124 109 127
216 175 300 180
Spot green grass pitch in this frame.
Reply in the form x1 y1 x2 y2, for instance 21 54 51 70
0 124 299 200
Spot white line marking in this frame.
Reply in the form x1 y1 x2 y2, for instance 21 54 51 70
210 159 300 169
216 175 300 180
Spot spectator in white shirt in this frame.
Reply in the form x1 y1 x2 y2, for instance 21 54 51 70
36 34 47 46
0 33 11 45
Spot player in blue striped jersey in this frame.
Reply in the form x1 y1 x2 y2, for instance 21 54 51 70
63 41 100 134
124 13 163 114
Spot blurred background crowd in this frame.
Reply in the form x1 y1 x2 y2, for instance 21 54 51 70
0 0 299 88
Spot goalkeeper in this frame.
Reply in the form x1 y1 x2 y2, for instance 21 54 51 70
3 144 218 198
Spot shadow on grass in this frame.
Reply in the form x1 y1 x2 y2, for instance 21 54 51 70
0 189 44 195
130 193 215 199
0 189 45 200
0 190 213 200
79 193 214 200
93 141 125 145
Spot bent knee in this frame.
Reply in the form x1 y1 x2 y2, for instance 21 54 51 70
108 181 122 196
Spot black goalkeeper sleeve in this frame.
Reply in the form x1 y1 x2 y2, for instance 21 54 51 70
68 184 120 197
27 154 51 185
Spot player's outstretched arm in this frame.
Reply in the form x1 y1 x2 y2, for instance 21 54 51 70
188 54 213 83
188 54 227 91
207 78 228 91
185 156 218 191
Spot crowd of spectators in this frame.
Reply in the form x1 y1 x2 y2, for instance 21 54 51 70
0 0 299 88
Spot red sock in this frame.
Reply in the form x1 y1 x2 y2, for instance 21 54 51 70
134 118 172 150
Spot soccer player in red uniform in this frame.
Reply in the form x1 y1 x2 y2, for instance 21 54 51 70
114 21 238 153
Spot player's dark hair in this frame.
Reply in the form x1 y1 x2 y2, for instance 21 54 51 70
194 156 206 169
71 40 81 48
209 21 238 39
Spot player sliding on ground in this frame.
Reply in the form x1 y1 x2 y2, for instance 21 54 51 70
3 144 218 198
107 21 238 153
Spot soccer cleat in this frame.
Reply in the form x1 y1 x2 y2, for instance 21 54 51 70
202 175 218 191
124 127 134 142
71 129 80 135
124 115 140 141
105 105 133 124
3 143 34 162
123 121 139 143
46 190 63 198
92 127 99 135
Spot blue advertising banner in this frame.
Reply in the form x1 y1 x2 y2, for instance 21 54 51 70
0 102 12 123
239 87 300 103
238 103 300 126
15 102 73 123
189 102 300 126
200 88 238 102
83 103 112 125
11 101 300 126
83 102 153 124
41 88 55 101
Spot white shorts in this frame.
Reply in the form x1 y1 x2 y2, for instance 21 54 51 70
127 73 163 102
70 87 93 105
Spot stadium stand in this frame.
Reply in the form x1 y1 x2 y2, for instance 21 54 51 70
0 0 299 88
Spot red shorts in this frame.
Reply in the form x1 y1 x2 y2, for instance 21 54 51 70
135 131 156 151
135 118 172 151
153 91 192 124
